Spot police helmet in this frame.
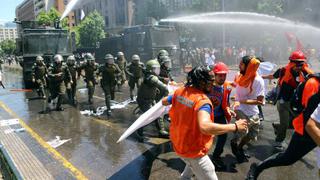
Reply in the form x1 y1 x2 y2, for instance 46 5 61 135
36 56 44 61
67 55 76 64
146 59 160 73
132 54 140 61
84 53 95 61
117 51 124 57
104 54 114 60
159 55 171 65
54 54 63 63
158 49 169 57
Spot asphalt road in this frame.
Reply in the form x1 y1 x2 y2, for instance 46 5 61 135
0 63 319 180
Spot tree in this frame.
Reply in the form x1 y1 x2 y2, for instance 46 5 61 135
0 40 16 55
36 8 68 28
257 0 284 15
78 11 105 48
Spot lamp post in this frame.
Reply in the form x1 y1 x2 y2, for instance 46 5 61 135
221 0 225 58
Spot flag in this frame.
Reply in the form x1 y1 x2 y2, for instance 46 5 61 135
80 9 85 20
284 32 295 43
296 38 303 51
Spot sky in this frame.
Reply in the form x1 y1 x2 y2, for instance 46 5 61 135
0 0 24 23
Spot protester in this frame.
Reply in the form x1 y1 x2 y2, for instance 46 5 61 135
162 66 248 179
231 56 265 163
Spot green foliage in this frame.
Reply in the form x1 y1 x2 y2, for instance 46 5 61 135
257 0 284 15
36 7 68 28
0 40 16 55
78 11 105 48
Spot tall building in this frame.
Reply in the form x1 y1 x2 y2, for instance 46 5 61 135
0 27 18 42
16 0 36 21
74 0 134 32
16 0 75 28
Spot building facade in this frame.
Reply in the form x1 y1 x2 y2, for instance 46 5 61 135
16 0 36 21
0 27 18 42
74 0 134 32
16 0 75 28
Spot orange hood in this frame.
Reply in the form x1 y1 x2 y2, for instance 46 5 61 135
235 57 260 92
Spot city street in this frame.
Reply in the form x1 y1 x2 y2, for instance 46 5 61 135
0 64 318 180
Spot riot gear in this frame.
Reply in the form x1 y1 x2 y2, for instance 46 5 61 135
157 49 169 59
117 51 124 57
84 53 95 62
146 59 161 75
67 55 76 65
132 54 140 61
159 56 172 69
54 54 63 64
105 54 114 65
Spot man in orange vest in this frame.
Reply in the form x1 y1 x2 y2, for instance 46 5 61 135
162 66 248 179
262 50 313 151
207 62 236 170
247 74 320 180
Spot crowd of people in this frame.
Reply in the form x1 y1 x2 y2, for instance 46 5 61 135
26 47 320 179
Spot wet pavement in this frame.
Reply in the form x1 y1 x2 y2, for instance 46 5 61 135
0 62 319 180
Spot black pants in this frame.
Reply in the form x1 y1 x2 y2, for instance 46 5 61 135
256 132 317 176
212 115 228 158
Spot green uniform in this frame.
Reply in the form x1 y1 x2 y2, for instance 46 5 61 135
66 64 78 104
137 73 169 137
116 57 127 89
79 62 99 104
97 63 121 112
32 62 48 98
126 62 145 99
48 62 71 110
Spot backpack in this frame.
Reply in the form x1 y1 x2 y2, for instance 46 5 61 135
290 73 320 114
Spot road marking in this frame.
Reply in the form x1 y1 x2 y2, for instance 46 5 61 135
0 101 88 180
0 118 19 126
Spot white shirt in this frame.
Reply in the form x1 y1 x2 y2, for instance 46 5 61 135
258 62 277 94
311 103 320 123
235 74 265 116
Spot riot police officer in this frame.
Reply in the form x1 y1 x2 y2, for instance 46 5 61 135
157 49 169 60
158 55 174 84
97 54 121 116
126 54 145 100
32 56 48 99
115 51 127 92
78 53 99 104
66 55 78 105
48 54 71 111
137 59 169 140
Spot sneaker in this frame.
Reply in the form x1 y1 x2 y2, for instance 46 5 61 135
273 141 285 152
107 110 112 116
246 163 258 180
211 156 227 171
236 150 249 163
56 107 64 111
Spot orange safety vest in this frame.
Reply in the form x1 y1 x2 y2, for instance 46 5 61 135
169 86 214 158
221 81 233 122
293 77 320 135
278 63 313 88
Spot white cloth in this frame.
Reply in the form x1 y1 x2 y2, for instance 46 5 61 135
311 103 320 123
258 62 277 94
235 74 265 117
205 54 215 66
